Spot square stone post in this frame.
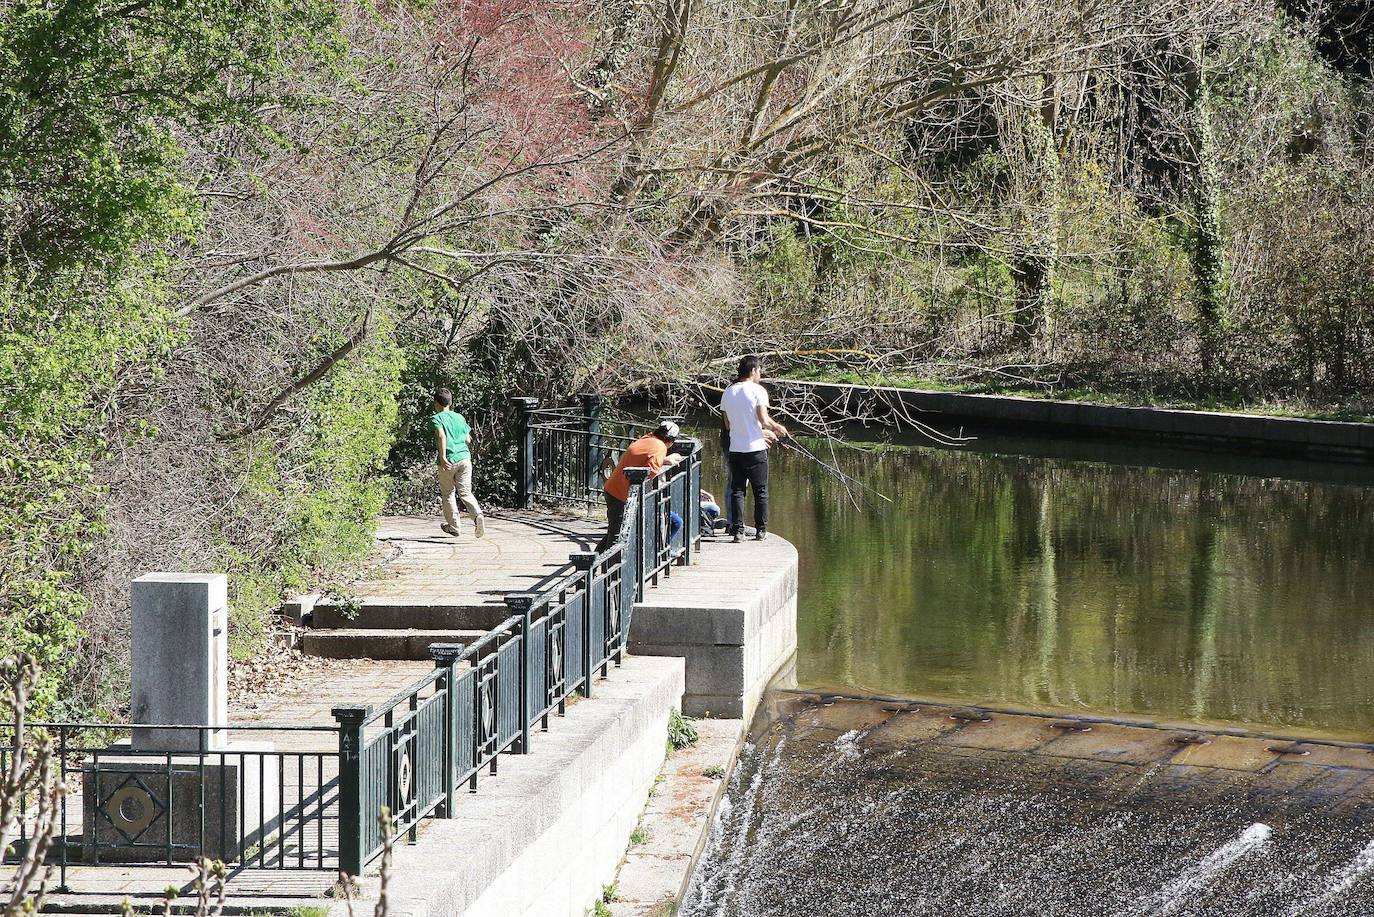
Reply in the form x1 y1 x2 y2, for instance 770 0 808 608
131 573 228 751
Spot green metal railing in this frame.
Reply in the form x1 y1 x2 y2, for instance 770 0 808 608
0 721 341 889
331 472 643 874
517 395 704 589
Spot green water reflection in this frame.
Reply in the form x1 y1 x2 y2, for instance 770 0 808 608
704 431 1374 740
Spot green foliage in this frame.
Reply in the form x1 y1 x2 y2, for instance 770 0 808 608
387 325 520 508
0 0 339 268
753 223 818 311
702 765 726 779
0 262 180 713
0 0 342 713
217 333 402 659
667 708 699 751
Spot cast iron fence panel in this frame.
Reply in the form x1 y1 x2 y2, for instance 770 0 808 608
306 400 678 880
0 722 342 888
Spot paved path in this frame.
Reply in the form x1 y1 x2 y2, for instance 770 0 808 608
355 510 604 608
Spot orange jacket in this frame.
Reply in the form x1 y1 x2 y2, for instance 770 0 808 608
604 434 668 503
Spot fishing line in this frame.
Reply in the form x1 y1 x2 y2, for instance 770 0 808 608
777 437 894 507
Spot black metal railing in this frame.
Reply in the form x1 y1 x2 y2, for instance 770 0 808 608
332 520 638 874
516 395 704 587
1 722 341 888
3 396 706 883
517 395 634 507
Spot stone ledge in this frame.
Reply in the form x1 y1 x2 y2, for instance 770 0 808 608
774 380 1374 461
629 538 799 720
334 654 686 917
610 718 744 917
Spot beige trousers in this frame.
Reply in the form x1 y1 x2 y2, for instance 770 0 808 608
437 459 482 530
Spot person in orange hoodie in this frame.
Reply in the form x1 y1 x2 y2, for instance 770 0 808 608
596 421 681 553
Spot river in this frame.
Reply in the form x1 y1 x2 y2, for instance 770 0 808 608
702 426 1374 741
684 424 1374 916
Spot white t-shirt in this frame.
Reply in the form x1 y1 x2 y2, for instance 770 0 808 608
721 380 770 453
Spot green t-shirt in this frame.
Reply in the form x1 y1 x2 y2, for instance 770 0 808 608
431 410 471 463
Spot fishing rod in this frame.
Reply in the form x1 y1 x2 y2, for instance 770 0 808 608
776 435 894 506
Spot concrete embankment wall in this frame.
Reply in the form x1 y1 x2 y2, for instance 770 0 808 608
341 538 800 916
772 380 1374 462
630 536 799 721
337 656 684 917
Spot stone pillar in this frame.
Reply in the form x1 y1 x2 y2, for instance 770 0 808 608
85 572 278 864
131 572 229 751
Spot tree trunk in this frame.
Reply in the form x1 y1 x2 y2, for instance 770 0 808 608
1007 75 1060 347
1182 44 1226 382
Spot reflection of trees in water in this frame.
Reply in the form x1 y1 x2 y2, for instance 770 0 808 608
772 442 1374 736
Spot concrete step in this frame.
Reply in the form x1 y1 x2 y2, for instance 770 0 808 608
310 600 512 631
302 628 489 660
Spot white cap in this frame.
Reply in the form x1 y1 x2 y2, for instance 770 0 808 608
656 420 680 439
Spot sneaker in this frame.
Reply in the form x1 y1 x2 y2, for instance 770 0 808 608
441 523 460 537
731 530 742 544
754 528 768 541
669 546 685 561
473 514 486 538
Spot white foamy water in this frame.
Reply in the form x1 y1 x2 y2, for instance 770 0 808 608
683 737 787 915
834 729 864 760
1149 823 1273 916
1292 837 1374 914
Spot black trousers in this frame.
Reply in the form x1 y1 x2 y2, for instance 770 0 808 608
727 450 769 533
597 495 626 553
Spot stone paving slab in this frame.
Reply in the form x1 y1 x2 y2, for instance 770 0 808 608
329 512 603 612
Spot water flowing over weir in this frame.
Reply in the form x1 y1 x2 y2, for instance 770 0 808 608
682 696 1374 917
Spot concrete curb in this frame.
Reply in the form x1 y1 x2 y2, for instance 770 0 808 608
764 380 1374 462
335 655 686 917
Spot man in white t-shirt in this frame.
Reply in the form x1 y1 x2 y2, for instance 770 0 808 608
720 355 789 542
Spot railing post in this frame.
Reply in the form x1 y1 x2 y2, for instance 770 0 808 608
513 397 540 509
581 393 603 498
505 594 536 754
570 552 596 698
622 468 650 644
332 704 371 877
428 643 465 818
676 437 700 566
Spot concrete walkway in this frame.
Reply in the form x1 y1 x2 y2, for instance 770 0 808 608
357 511 604 608
302 511 604 659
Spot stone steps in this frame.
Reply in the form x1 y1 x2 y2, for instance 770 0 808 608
301 628 489 660
309 600 512 631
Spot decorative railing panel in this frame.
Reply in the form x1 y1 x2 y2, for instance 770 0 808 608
1 723 342 889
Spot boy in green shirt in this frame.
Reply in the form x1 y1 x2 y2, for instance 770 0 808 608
431 387 485 538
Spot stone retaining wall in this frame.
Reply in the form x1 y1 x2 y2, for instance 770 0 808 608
335 655 685 917
630 537 799 721
773 380 1374 462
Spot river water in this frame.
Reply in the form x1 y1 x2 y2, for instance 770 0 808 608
685 426 1374 916
704 427 1374 741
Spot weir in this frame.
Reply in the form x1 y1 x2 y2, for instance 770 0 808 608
684 695 1374 917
